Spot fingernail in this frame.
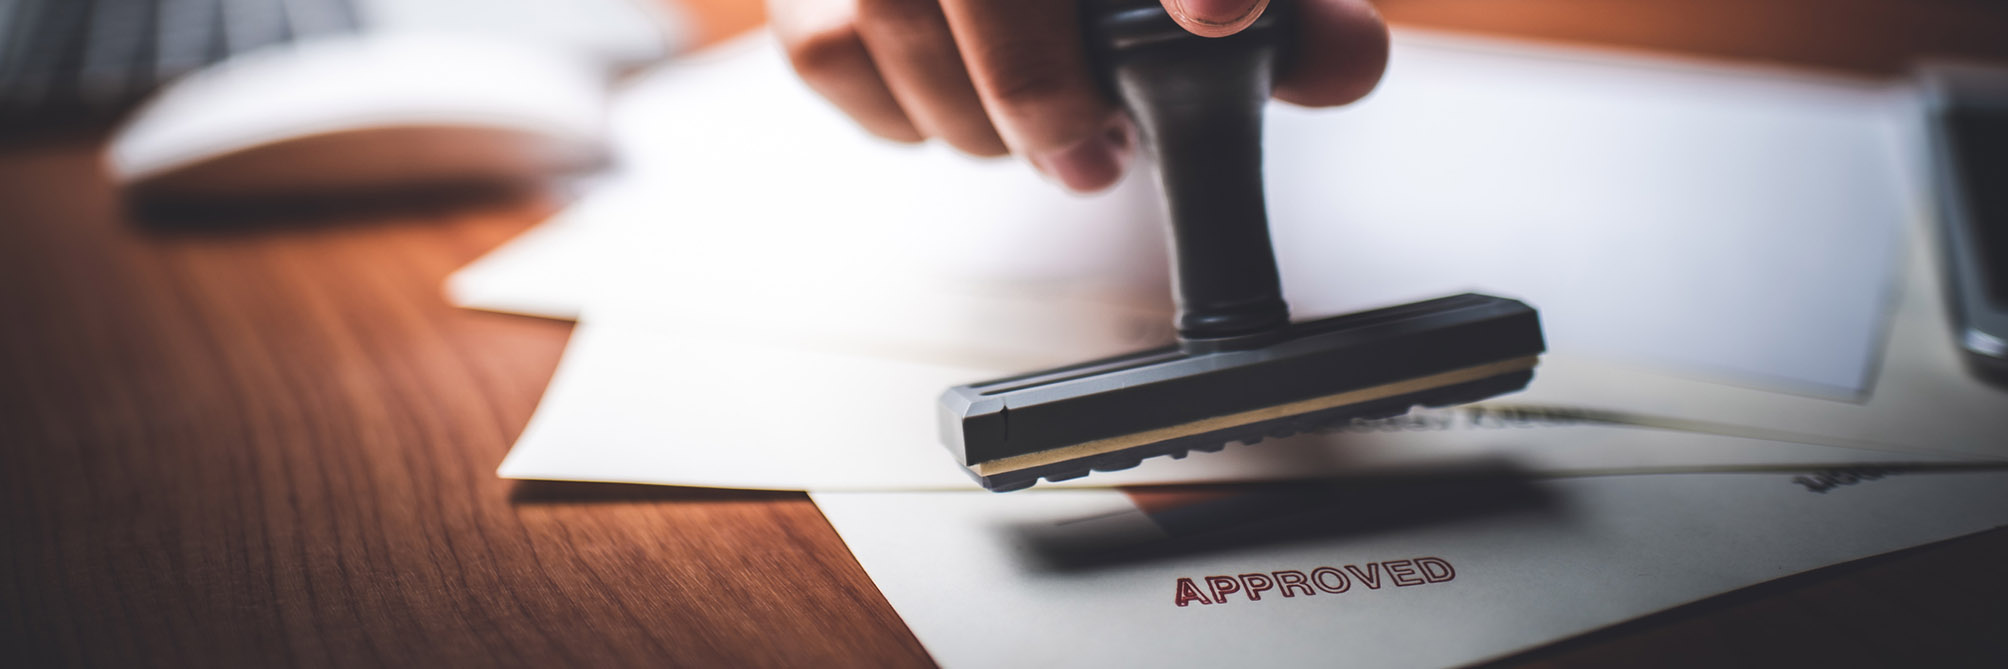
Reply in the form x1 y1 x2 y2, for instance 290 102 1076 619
1032 126 1132 194
1171 0 1264 28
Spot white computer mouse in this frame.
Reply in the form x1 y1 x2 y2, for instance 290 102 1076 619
106 33 611 203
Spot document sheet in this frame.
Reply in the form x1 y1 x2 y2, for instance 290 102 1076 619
445 201 601 320
813 467 2008 668
479 31 1998 492
452 29 2008 667
469 30 1919 394
501 314 1979 490
1509 217 2008 460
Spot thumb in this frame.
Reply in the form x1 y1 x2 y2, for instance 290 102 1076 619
1159 0 1271 38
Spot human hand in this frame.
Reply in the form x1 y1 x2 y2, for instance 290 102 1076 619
767 0 1389 193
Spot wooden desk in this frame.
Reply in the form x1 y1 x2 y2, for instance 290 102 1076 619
5 1 2007 666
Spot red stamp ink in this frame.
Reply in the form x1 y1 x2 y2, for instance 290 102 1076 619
1174 557 1458 607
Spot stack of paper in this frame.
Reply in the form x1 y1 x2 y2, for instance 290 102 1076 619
451 30 2008 668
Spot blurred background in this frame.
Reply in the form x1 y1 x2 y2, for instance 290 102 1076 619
0 0 2002 220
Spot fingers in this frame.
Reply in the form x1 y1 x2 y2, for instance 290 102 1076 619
770 0 1387 193
774 0 1124 191
1159 0 1271 38
769 0 923 144
1274 0 1389 107
938 0 1128 192
854 0 1007 156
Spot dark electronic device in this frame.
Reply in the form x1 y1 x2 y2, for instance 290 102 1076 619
1923 64 2008 387
937 0 1548 492
0 0 362 126
0 0 663 130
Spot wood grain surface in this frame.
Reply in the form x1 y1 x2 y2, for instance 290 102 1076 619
0 141 929 667
1377 0 2008 74
4 0 2008 667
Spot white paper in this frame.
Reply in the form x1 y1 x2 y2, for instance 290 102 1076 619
494 185 2005 490
445 190 616 320
486 31 2004 491
581 30 1912 396
498 314 1971 491
1264 35 1915 398
812 467 2008 668
1500 206 2008 460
